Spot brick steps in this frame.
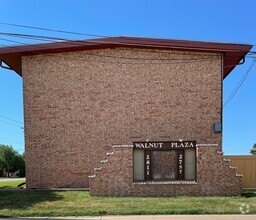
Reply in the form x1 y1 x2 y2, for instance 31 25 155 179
89 148 118 180
223 156 243 177
202 150 242 180
215 152 242 179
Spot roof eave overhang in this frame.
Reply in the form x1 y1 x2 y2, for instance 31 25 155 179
0 36 253 78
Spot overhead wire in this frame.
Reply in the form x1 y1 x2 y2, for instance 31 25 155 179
0 37 32 46
1 21 255 53
0 36 55 45
0 29 255 73
0 114 23 124
0 32 255 67
0 21 108 38
0 32 255 82
0 20 255 59
224 58 256 108
0 31 255 55
0 33 226 65
2 21 255 51
0 31 72 42
0 22 254 61
0 35 219 61
0 119 24 128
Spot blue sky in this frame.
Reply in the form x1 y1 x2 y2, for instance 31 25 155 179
0 0 255 155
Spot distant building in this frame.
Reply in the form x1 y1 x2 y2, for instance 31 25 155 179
0 37 252 196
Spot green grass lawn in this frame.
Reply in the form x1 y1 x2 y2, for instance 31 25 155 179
0 180 25 189
0 190 255 217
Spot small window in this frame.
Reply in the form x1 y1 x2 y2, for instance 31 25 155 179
133 149 144 181
185 148 196 180
133 141 196 182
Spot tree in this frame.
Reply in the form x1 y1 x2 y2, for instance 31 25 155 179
250 143 256 155
0 144 25 177
16 153 25 177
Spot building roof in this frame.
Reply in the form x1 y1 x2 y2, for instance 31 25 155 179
0 36 253 78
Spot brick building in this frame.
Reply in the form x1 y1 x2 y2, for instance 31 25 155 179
0 37 252 196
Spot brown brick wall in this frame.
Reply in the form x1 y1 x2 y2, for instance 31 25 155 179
22 48 223 189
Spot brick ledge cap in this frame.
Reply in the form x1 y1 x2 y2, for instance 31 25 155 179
113 144 133 148
133 181 197 185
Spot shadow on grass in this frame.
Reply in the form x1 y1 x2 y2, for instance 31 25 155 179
0 190 63 211
241 191 256 198
0 180 26 189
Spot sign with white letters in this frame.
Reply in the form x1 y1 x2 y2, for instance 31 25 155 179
133 141 196 149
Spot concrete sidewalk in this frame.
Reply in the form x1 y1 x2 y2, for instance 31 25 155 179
0 177 25 182
2 215 255 220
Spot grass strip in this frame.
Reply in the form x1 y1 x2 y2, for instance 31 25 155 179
0 191 255 217
0 180 25 189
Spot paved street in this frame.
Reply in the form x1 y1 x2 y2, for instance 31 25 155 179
0 177 25 182
1 215 255 220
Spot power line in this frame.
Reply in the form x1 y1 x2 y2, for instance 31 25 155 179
0 37 31 46
0 42 8 47
0 34 225 65
0 30 254 70
0 32 255 66
0 21 107 38
0 114 23 124
0 36 222 62
224 59 256 108
0 31 71 42
0 36 53 45
0 119 23 128
0 42 229 71
0 21 255 60
0 21 255 52
0 31 255 55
